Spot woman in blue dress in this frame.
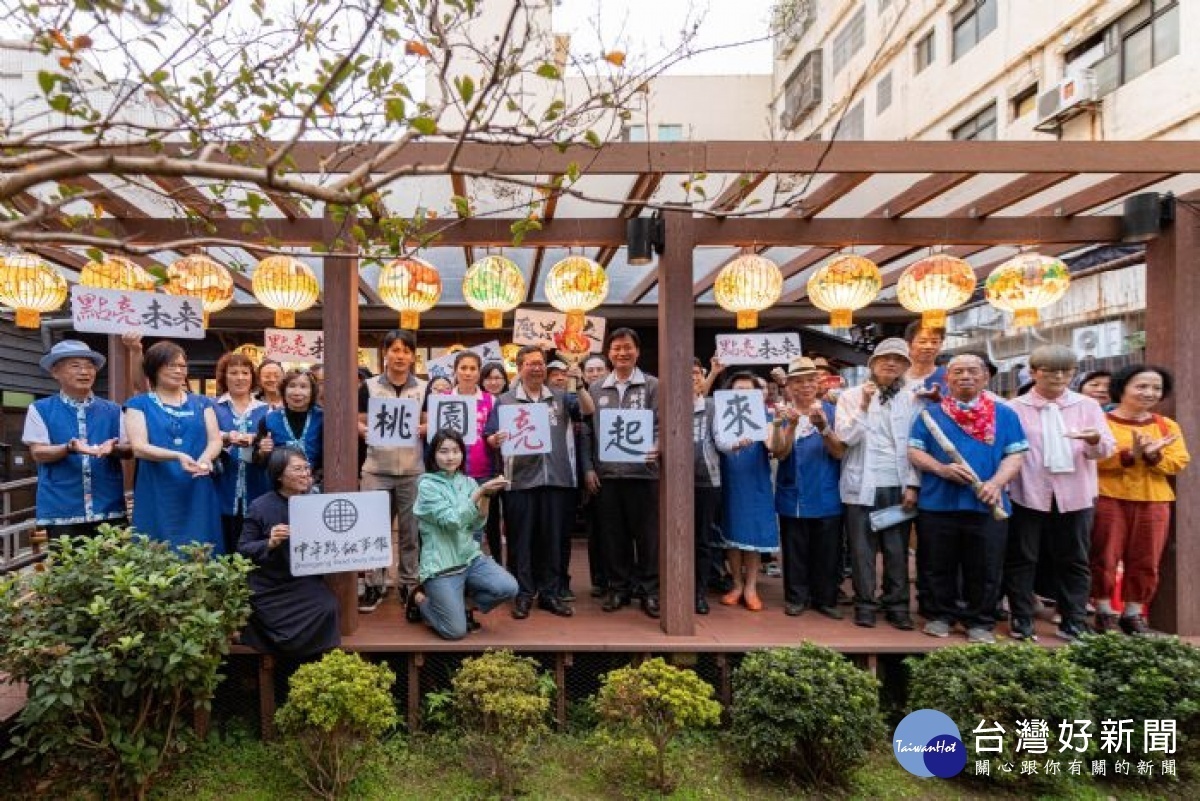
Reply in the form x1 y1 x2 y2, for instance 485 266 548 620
257 370 324 485
213 352 271 554
716 372 786 612
124 341 223 552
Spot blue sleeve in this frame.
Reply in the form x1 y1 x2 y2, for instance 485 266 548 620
996 406 1030 455
909 411 930 451
483 402 500 437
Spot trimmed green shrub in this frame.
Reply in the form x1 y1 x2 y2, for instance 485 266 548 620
728 644 883 787
595 657 722 792
1065 632 1200 777
907 644 1093 787
0 526 251 800
451 649 552 797
276 650 398 800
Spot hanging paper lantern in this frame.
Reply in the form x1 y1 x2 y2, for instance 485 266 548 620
896 254 976 329
377 256 442 329
984 253 1071 328
462 255 525 329
252 255 319 328
544 255 609 333
0 253 68 329
163 254 234 327
79 255 157 291
807 254 882 328
501 342 520 377
713 252 783 330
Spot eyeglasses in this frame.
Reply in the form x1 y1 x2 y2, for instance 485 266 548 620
285 464 313 474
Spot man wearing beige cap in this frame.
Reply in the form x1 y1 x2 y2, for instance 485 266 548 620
834 337 920 630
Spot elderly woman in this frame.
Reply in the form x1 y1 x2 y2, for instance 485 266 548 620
1091 364 1190 635
1005 345 1116 642
258 370 324 481
125 341 223 551
213 353 271 555
238 448 340 657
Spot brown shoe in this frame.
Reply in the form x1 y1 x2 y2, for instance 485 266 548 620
1094 612 1120 634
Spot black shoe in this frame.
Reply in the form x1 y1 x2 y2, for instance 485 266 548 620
710 575 734 595
1119 615 1152 636
854 609 877 628
1056 619 1090 642
632 586 647 601
357 585 383 614
590 585 608 598
837 588 853 606
784 603 806 617
538 597 574 617
641 596 661 619
560 588 577 602
404 588 424 624
602 591 631 612
512 596 532 620
466 609 481 633
695 596 710 615
886 612 915 631
1009 617 1037 641
1094 612 1120 633
815 605 844 620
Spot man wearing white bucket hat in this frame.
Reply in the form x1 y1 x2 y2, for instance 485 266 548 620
22 340 130 540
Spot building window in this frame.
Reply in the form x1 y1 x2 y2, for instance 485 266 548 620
833 100 865 141
781 49 823 130
951 0 997 61
1011 84 1038 119
952 103 997 140
877 72 893 113
914 30 935 73
1069 1 1178 96
656 124 683 142
622 124 647 142
831 6 866 76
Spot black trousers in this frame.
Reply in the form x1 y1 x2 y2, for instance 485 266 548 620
694 486 721 599
485 497 504 567
1004 501 1093 626
780 514 842 608
221 513 245 556
917 510 1007 630
503 487 574 601
555 488 580 594
45 518 128 550
597 479 660 597
846 487 911 614
584 495 608 590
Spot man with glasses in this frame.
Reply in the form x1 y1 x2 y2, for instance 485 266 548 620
1005 345 1115 641
23 340 130 540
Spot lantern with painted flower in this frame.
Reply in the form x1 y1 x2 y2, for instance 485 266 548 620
713 251 783 330
545 256 608 331
984 253 1071 328
462 254 525 329
0 252 68 328
79 255 157 292
378 256 442 329
807 254 882 328
252 255 319 328
163 254 234 327
896 254 976 328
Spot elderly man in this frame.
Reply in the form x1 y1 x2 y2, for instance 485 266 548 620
834 338 920 630
1005 345 1115 641
22 340 130 540
908 354 1028 643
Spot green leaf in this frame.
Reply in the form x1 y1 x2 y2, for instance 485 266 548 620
384 96 406 123
410 116 437 135
37 70 58 95
455 75 475 105
584 130 602 148
535 63 561 80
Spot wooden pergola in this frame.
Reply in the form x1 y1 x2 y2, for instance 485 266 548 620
10 140 1200 637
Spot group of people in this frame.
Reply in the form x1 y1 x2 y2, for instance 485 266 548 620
22 319 1189 654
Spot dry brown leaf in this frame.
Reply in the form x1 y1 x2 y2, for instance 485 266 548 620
406 41 432 58
603 51 626 67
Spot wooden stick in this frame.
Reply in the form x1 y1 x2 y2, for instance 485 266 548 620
919 409 1009 521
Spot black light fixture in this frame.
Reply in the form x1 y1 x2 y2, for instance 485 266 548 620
626 212 665 265
1122 192 1175 243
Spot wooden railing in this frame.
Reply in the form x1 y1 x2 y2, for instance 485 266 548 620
1 476 37 527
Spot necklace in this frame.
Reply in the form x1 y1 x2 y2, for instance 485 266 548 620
149 391 194 446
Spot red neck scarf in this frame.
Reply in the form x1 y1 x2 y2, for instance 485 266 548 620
940 392 996 444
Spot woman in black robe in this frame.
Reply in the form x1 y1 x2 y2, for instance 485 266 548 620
238 447 340 656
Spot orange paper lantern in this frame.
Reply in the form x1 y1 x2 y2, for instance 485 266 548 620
896 254 976 328
463 255 525 329
984 253 1071 328
79 255 157 292
713 252 783 330
0 253 68 328
252 255 319 328
807 254 882 328
545 255 609 332
378 256 442 329
163 254 234 327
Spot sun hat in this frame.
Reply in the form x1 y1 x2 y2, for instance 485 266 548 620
867 338 911 367
40 339 106 373
786 356 819 378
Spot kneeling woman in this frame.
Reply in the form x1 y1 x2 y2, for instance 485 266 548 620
412 429 516 639
238 447 340 657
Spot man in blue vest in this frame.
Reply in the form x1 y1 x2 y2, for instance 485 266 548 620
22 340 130 540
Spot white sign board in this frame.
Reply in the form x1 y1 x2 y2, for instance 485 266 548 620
70 286 206 339
288 491 393 575
426 394 478 444
714 390 769 443
425 340 504 380
497 403 552 456
714 332 804 365
512 309 606 354
264 328 324 363
597 409 655 462
364 397 421 447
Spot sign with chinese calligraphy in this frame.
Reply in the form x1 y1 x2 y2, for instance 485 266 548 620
365 397 421 447
714 332 803 365
264 328 325 363
288 491 392 576
497 403 551 456
714 390 769 443
427 394 478 444
512 309 606 353
70 286 206 339
425 340 504 381
597 409 655 462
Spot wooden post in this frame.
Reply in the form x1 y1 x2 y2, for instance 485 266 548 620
407 653 424 731
322 215 361 635
258 654 277 740
657 208 696 636
1144 197 1200 636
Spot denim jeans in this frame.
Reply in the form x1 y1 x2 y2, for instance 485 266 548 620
419 556 519 640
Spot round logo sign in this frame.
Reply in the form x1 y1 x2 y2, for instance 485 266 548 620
892 709 967 778
322 499 359 534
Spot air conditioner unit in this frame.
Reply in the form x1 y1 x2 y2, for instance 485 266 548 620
1072 320 1126 359
772 0 814 59
1035 70 1097 132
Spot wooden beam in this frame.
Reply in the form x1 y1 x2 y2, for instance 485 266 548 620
595 172 663 267
789 172 871 218
526 173 564 302
262 189 307 221
709 172 769 214
1029 172 1174 218
60 176 149 219
449 173 475 268
866 172 974 218
148 175 228 219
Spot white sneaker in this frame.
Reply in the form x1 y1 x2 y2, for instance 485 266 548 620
923 620 951 638
966 627 996 644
